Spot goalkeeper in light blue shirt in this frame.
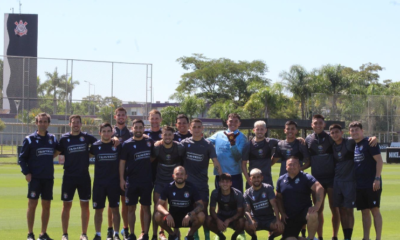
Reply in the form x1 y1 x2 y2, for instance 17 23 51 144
207 113 247 193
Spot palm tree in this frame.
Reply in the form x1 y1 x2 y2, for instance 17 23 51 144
59 77 80 114
44 68 67 114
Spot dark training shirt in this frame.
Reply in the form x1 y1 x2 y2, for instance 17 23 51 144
90 140 121 185
153 142 184 184
113 126 133 143
121 137 155 184
160 181 201 216
243 183 276 220
56 132 97 176
174 131 192 142
353 138 381 189
210 187 244 218
274 139 309 176
332 138 356 182
19 131 57 179
306 132 335 181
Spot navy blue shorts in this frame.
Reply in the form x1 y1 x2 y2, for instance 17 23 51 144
282 208 308 239
61 174 91 201
92 183 121 209
333 180 356 208
154 182 169 195
356 188 382 210
28 178 53 200
125 181 153 206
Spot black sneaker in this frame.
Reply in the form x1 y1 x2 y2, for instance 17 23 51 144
141 234 149 240
37 233 54 240
168 235 178 240
114 234 121 240
123 229 129 240
150 235 157 240
27 233 35 240
127 234 136 240
107 229 113 240
93 235 101 240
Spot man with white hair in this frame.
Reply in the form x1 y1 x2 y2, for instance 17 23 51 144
242 121 279 188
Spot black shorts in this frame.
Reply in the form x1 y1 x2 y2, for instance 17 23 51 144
356 188 382 210
27 178 54 200
61 174 91 201
125 181 153 206
217 214 238 229
333 180 356 208
92 183 121 209
194 187 209 202
282 208 308 239
167 212 192 228
253 216 276 231
317 178 334 189
154 182 169 195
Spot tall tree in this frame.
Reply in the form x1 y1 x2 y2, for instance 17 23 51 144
173 54 269 105
44 68 67 114
59 77 80 114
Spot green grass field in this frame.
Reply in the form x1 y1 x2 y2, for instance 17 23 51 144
0 158 399 239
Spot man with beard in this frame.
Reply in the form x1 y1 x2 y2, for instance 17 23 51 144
349 121 383 240
242 121 279 188
243 169 283 240
108 107 133 240
276 157 323 240
19 113 57 240
90 122 122 240
181 118 223 240
273 120 310 176
152 126 184 240
206 173 245 240
329 124 356 240
173 114 192 142
154 166 205 240
55 115 98 240
120 119 155 240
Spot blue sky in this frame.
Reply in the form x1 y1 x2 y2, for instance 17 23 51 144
1 0 399 103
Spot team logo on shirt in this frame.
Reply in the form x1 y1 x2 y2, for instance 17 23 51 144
98 146 101 150
49 139 53 144
318 145 323 150
147 142 151 147
252 196 255 201
262 192 266 198
184 192 190 198
80 136 85 142
112 146 117 151
166 154 171 161
188 144 191 148
178 138 181 141
67 139 70 142
134 145 136 148
30 191 36 198
286 149 291 154
373 201 376 205
63 193 68 199
36 140 39 143
359 145 363 151
93 202 97 207
258 149 263 155
338 152 342 157
295 178 300 184
173 192 176 196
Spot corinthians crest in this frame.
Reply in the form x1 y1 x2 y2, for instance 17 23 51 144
15 20 28 36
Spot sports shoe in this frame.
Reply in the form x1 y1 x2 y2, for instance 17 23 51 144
93 235 101 240
38 233 54 240
142 234 149 240
151 235 157 240
61 234 68 240
80 234 89 240
122 229 130 240
237 233 246 240
107 229 113 240
127 234 137 240
114 234 121 240
27 233 35 240
159 231 167 240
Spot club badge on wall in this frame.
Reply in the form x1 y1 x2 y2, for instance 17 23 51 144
15 20 28 36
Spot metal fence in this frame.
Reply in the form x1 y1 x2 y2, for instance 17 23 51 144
310 93 400 142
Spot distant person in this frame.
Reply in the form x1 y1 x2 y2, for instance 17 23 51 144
276 157 323 240
154 166 205 240
18 113 57 240
349 121 383 240
206 173 245 240
89 122 122 240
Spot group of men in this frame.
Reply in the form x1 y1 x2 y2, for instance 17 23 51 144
19 109 383 240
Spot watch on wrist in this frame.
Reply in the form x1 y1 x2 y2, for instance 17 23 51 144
375 177 381 181
187 212 192 217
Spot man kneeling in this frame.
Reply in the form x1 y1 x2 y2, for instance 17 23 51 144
205 173 245 240
154 166 205 240
244 168 284 240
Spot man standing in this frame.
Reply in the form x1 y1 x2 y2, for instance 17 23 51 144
174 114 192 142
242 120 279 188
55 115 98 240
304 114 339 240
90 123 122 240
243 169 284 240
19 113 57 240
276 157 323 240
329 124 356 240
108 107 133 240
273 121 310 176
154 166 205 240
206 173 245 240
152 126 183 240
181 118 223 240
120 119 155 240
349 121 383 240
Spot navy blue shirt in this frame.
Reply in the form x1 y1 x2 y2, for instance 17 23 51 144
160 181 201 216
276 171 316 218
18 131 57 179
56 132 97 176
121 137 155 184
173 131 192 142
332 138 356 182
145 129 162 141
354 138 381 189
243 183 276 220
305 132 335 181
90 140 121 185
153 142 184 184
274 139 310 176
113 126 132 143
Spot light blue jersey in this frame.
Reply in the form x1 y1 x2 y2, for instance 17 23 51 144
207 129 247 175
